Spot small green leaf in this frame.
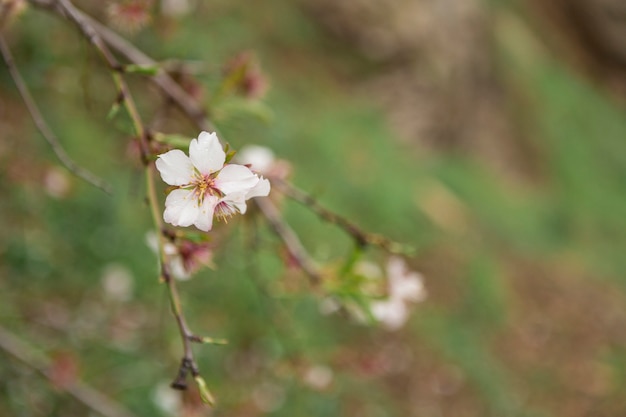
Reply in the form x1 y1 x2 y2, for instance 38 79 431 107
199 337 228 345
225 150 237 164
106 102 121 121
123 64 160 76
194 376 215 406
153 132 193 148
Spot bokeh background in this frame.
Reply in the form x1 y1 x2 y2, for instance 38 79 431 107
1 0 626 416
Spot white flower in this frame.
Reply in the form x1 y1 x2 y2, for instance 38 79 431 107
386 256 426 303
372 257 427 331
236 145 276 174
371 298 409 331
101 263 134 302
155 131 270 231
303 365 334 390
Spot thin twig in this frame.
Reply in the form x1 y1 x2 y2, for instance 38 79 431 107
82 15 213 132
27 0 212 132
254 197 322 285
53 0 150 162
27 0 324 285
47 0 202 392
0 325 139 417
0 33 112 194
274 179 407 254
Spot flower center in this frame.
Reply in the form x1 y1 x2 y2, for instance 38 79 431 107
214 200 239 222
194 174 221 202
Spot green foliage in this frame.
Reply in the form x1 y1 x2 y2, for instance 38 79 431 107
2 1 626 417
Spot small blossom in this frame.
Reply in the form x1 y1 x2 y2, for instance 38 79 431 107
370 298 409 331
101 263 134 302
303 365 334 390
372 257 426 331
152 381 181 415
106 0 153 34
155 131 270 231
44 167 72 199
236 145 275 174
223 51 268 99
236 145 292 180
386 256 427 303
145 232 213 280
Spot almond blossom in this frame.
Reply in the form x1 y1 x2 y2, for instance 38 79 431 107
370 256 426 331
155 131 270 231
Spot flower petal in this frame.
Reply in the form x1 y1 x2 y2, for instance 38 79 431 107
193 195 218 232
236 145 275 174
189 131 225 175
156 150 194 186
245 177 270 199
163 189 201 227
371 299 408 331
215 164 259 195
220 192 247 215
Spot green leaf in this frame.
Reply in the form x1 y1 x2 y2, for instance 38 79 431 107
123 64 160 76
106 101 121 121
153 132 193 148
194 376 215 406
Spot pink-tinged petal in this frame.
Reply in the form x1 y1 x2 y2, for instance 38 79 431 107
156 150 194 186
193 196 218 232
163 189 201 227
189 131 225 175
215 164 259 194
221 192 247 215
245 177 270 199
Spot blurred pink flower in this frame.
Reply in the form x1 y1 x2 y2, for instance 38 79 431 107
107 0 153 33
155 131 270 231
235 145 292 181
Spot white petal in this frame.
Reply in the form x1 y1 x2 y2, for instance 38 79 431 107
193 196 218 232
221 192 247 215
189 131 225 175
156 150 194 186
215 164 259 194
163 189 201 227
391 275 426 303
246 177 270 199
236 145 275 174
371 299 408 331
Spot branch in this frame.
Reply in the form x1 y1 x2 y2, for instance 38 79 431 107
27 0 212 132
53 0 150 162
26 0 326 285
38 0 209 396
0 325 139 417
0 33 112 194
83 15 214 132
274 179 408 254
254 197 322 285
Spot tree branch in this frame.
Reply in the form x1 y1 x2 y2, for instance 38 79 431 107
273 179 408 254
0 33 113 194
254 197 322 285
0 325 139 417
38 0 207 394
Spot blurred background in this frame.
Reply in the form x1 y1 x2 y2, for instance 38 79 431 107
1 0 626 416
